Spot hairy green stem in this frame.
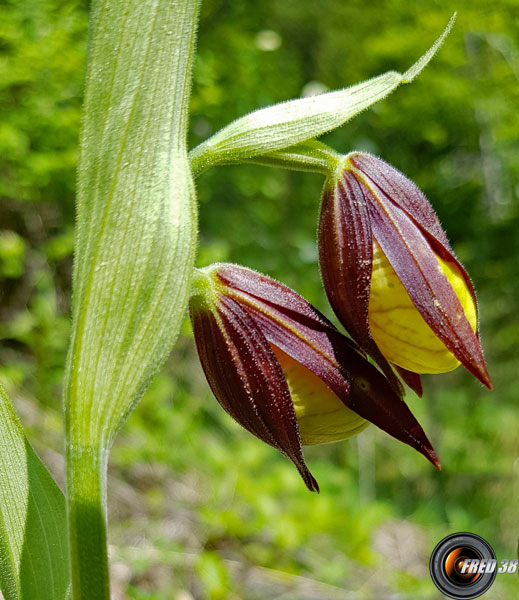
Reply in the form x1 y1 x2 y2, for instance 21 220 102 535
190 140 340 178
246 141 340 175
66 446 109 596
65 1 201 598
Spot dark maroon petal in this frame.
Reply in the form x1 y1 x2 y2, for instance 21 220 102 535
317 172 404 395
349 152 481 332
190 295 318 491
218 263 351 343
395 367 423 397
216 264 440 469
349 152 453 251
218 263 342 332
367 187 492 389
248 302 439 470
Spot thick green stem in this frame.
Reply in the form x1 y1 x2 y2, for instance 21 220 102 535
65 1 201 598
66 446 109 598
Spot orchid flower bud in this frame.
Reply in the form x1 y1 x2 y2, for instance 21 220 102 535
318 152 492 395
189 263 440 491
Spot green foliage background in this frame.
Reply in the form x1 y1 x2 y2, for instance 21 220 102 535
0 0 517 598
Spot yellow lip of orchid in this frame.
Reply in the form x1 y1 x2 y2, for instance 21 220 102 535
318 151 492 394
369 241 478 374
272 346 369 446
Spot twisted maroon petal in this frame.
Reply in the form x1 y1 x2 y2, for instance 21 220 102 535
191 294 318 491
217 265 440 469
395 367 423 397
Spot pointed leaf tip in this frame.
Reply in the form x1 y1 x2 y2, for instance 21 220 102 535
403 12 457 83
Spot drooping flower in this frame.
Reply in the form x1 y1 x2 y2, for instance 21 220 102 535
318 152 492 395
189 263 440 491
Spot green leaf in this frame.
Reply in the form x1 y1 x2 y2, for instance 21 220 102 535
0 385 70 600
66 0 200 451
63 1 201 596
190 13 456 176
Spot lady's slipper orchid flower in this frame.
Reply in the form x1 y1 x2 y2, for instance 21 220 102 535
318 152 492 395
189 263 440 491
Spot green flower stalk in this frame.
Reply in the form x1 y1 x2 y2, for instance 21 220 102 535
189 264 441 491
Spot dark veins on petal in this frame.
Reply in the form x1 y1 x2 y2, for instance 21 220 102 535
318 171 404 395
349 152 480 326
191 294 318 491
349 153 453 250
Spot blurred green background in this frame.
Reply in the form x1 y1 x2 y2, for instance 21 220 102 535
0 0 517 598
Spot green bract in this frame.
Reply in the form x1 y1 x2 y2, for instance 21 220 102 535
189 13 455 176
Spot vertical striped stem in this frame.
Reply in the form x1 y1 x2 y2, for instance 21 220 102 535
65 1 201 598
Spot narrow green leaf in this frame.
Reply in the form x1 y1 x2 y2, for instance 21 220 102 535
190 13 456 176
0 385 70 600
402 12 456 83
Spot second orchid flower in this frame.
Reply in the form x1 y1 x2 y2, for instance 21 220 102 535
318 152 492 395
190 263 440 491
188 150 492 491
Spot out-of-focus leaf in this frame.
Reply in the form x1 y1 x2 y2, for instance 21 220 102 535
0 385 70 600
